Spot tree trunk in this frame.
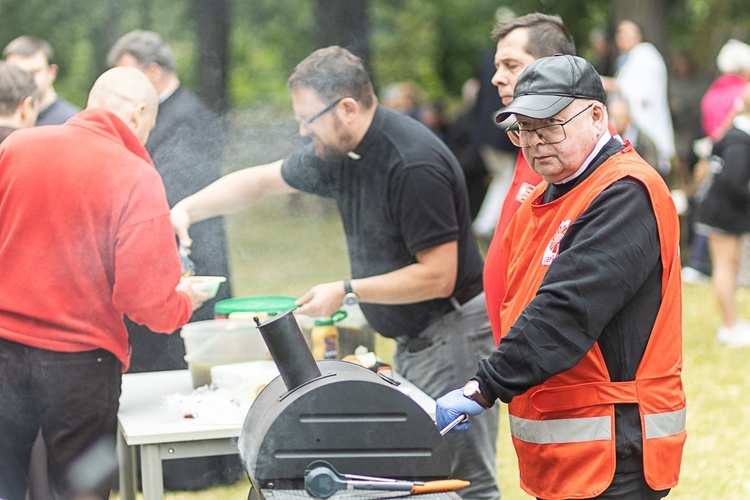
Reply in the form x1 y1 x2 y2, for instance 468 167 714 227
193 0 229 114
89 0 127 85
315 0 370 65
611 0 669 58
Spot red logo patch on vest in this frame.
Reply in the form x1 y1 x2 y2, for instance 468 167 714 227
515 182 536 203
542 219 571 266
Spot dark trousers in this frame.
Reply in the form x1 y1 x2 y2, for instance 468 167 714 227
0 338 121 500
536 469 670 500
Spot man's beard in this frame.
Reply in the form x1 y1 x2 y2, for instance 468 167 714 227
313 116 353 161
315 142 345 161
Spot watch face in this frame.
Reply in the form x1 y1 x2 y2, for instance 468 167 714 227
463 380 479 397
344 293 358 305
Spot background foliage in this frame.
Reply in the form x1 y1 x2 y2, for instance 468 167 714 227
2 0 749 114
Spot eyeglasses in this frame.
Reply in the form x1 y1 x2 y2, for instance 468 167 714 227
505 103 595 147
294 96 347 125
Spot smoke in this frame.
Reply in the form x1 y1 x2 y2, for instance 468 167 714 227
224 105 303 174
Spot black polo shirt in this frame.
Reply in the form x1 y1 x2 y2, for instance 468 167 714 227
281 105 483 338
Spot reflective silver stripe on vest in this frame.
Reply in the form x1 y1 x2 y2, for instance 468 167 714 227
509 415 611 444
644 407 686 439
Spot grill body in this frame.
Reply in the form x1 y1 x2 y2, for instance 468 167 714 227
239 360 452 492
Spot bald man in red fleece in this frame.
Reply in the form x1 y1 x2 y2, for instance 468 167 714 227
0 66 208 500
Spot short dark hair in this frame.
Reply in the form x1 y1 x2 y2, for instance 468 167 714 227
106 30 177 73
287 46 375 109
491 13 576 58
3 36 55 65
0 61 38 115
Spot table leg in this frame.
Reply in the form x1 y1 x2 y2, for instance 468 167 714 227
117 430 137 500
140 444 164 500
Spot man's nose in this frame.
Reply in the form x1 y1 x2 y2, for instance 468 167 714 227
490 68 507 88
526 130 545 147
298 121 311 137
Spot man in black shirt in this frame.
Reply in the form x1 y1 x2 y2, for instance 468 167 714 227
3 36 80 126
171 46 501 499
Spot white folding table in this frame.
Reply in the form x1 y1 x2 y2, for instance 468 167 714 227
116 369 435 500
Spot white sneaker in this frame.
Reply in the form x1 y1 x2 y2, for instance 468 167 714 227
682 266 711 284
717 320 750 347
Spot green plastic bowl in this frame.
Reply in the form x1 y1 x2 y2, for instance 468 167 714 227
213 295 298 318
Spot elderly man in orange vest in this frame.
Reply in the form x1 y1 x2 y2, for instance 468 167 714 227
437 54 686 500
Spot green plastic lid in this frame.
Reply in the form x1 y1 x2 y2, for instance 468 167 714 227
214 295 298 316
313 310 347 327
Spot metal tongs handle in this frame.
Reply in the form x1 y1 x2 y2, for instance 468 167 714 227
304 464 413 499
439 413 468 436
178 243 195 277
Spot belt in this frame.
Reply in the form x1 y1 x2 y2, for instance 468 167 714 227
397 280 484 354
451 280 484 306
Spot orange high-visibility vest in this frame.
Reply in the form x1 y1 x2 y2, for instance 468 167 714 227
500 144 686 499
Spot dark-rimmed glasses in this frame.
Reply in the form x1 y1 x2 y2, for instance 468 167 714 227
295 97 347 125
505 103 595 147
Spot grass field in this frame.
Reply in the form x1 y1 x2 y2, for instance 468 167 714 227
115 194 750 499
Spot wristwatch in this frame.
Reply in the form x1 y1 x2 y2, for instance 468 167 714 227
463 379 494 409
343 279 359 306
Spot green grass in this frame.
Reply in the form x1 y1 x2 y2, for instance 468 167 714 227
114 195 750 499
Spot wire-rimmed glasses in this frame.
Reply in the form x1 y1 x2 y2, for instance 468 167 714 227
505 103 595 147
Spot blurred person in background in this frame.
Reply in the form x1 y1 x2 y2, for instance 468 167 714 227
0 66 207 500
701 40 750 143
437 54 685 500
379 80 423 120
668 50 711 187
107 30 234 366
445 77 490 221
589 27 617 77
603 19 676 179
683 39 750 283
171 45 501 499
0 60 38 141
482 12 578 346
418 100 447 141
695 86 750 347
106 29 237 489
608 97 660 171
3 35 80 126
469 49 518 244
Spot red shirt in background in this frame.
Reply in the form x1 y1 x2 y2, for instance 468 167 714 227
484 151 540 345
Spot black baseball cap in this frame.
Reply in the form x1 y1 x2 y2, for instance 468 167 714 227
495 54 606 123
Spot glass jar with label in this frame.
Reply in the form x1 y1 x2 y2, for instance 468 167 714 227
311 310 347 360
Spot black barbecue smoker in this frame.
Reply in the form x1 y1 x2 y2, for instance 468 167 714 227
238 310 455 499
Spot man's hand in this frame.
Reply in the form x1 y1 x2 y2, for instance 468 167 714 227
295 281 346 318
170 203 193 248
176 277 210 312
436 388 485 433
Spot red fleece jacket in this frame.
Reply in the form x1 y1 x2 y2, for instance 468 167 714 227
0 108 192 371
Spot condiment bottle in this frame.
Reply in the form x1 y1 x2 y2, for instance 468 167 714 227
311 310 347 360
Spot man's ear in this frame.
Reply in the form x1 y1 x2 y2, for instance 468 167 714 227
130 102 147 129
593 103 608 132
48 63 59 83
340 97 360 122
142 62 163 85
19 96 38 127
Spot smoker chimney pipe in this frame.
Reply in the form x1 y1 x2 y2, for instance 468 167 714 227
254 309 321 391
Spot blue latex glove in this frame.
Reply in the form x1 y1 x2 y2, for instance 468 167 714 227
436 388 485 433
